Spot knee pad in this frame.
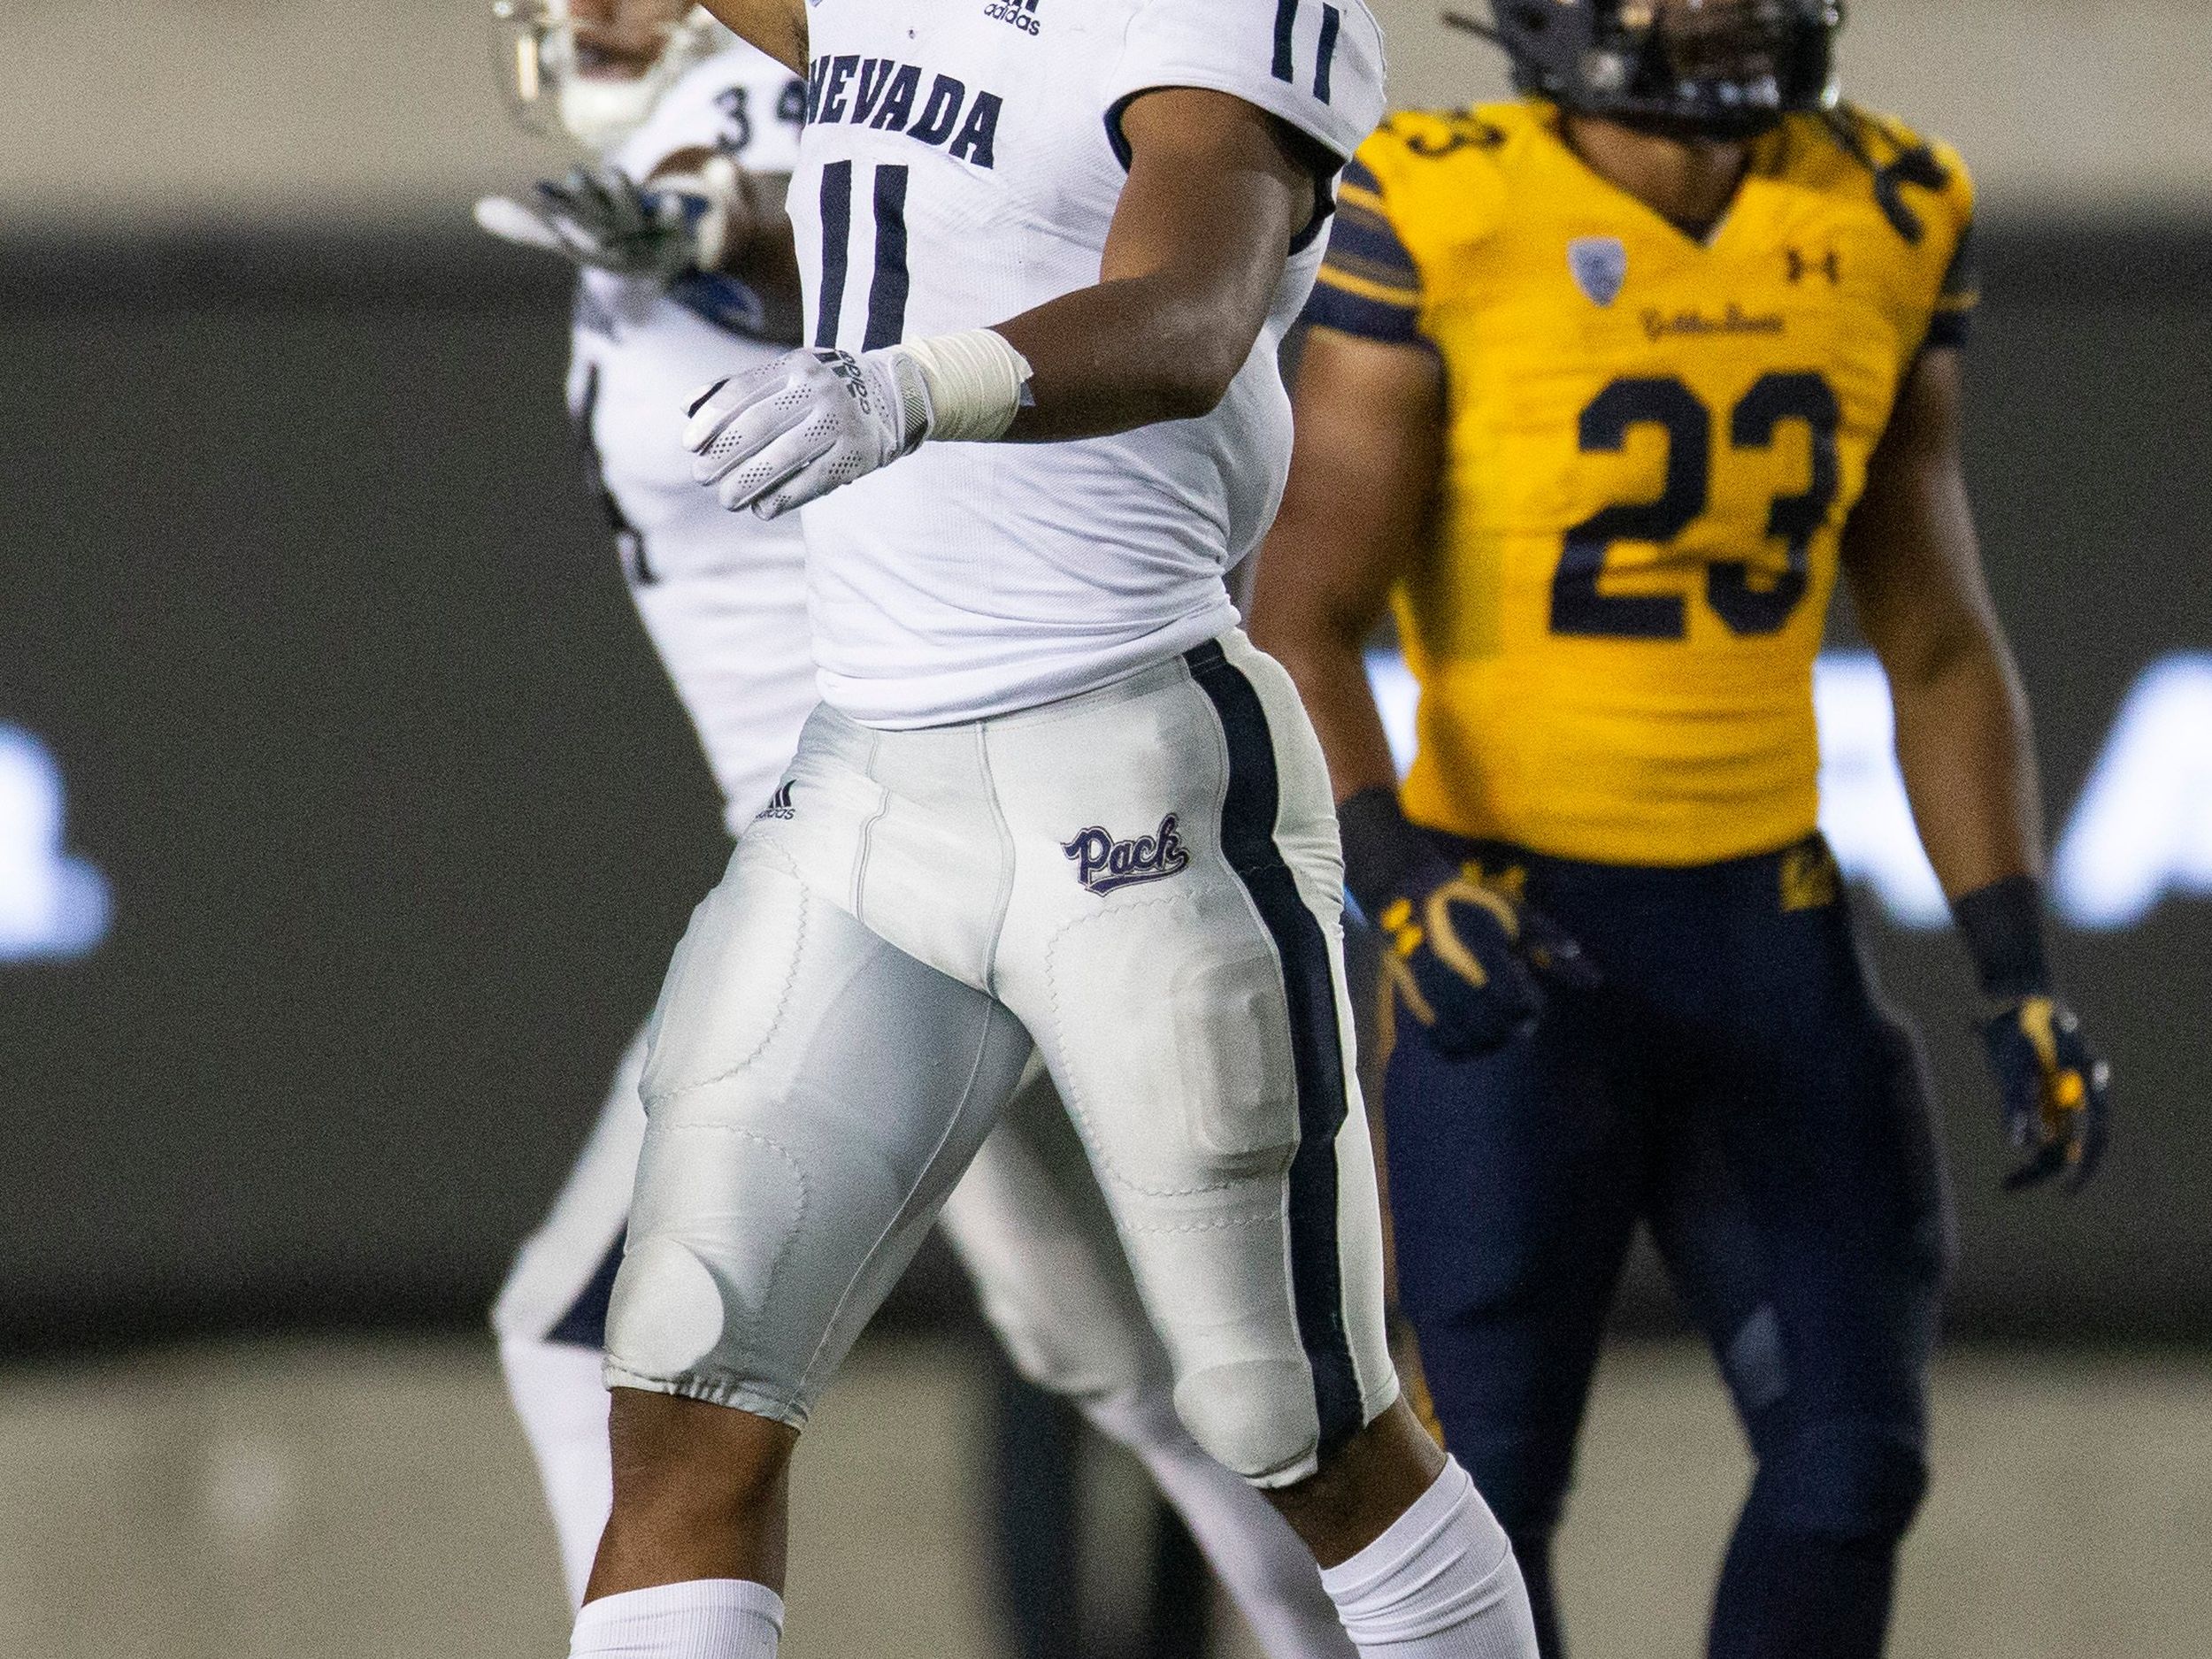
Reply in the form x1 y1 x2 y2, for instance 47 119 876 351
1172 1358 1321 1488
1745 1418 1930 1543
601 1117 811 1411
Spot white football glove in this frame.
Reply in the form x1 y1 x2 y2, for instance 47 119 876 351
686 348 933 518
473 160 742 281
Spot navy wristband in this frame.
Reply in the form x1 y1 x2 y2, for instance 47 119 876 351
1337 787 1426 926
1952 874 2052 1001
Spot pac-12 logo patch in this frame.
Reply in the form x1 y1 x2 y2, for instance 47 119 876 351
1064 815 1189 896
1569 236 1628 307
757 780 797 821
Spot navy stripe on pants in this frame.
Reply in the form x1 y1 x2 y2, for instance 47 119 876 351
1185 641 1363 1456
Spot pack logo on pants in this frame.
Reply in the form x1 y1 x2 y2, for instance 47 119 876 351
1063 815 1190 897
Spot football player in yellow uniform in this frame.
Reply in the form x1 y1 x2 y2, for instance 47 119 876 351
1248 3 2112 1655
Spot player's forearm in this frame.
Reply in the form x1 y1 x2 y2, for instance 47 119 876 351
721 219 804 345
993 273 1265 442
1269 609 1416 925
1845 349 2043 904
987 88 1308 442
1247 329 1443 806
1263 619 1402 806
1893 625 2111 1180
1888 625 2046 901
684 93 1323 519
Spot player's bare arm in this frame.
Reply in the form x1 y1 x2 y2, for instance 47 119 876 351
1842 345 2041 900
693 0 806 73
1844 344 2110 1189
1249 326 1594 1059
993 88 1317 441
687 88 1326 517
1248 325 1443 804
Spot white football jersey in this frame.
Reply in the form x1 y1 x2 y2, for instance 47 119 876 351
571 45 821 833
790 0 1387 727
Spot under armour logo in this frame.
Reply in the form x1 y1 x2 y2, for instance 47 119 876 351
1064 815 1190 896
1786 247 1843 286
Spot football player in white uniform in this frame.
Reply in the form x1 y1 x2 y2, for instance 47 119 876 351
559 2 1543 1658
479 4 1356 1654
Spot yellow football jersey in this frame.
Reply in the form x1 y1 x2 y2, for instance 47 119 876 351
1306 99 1978 867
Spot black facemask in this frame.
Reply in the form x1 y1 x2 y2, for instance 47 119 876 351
1452 0 1844 140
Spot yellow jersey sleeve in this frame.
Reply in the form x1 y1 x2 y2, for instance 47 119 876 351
1304 111 1512 347
1305 150 1427 344
1827 107 1979 354
1923 138 1979 350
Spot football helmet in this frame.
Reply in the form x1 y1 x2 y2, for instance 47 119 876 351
492 0 732 150
1447 0 1844 138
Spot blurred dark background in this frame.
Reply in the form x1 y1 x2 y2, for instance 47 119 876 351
4 8 2209 1658
2 221 2208 1358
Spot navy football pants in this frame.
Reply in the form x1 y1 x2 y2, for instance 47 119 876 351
1384 835 1953 1659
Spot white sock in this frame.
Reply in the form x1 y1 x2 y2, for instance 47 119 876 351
1317 1459 1538 1658
1087 1386 1357 1659
499 1334 615 1608
570 1580 784 1659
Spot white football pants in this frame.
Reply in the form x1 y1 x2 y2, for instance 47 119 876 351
604 634 1397 1485
495 638 1376 1655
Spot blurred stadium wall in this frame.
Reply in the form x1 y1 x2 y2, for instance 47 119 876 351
2 0 2208 1361
5 1 2212 227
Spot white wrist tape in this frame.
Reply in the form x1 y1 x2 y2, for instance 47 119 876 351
654 152 748 270
896 329 1035 443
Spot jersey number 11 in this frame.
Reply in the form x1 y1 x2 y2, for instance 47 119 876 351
815 161 911 354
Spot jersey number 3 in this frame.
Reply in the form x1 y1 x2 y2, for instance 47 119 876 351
1551 373 1841 640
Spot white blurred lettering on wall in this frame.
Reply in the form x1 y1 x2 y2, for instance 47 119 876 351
1365 650 2212 933
2055 655 2212 928
0 726 111 962
7 656 2204 961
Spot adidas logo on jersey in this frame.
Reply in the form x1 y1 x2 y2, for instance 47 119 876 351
757 781 797 822
1063 815 1191 897
984 0 1041 35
